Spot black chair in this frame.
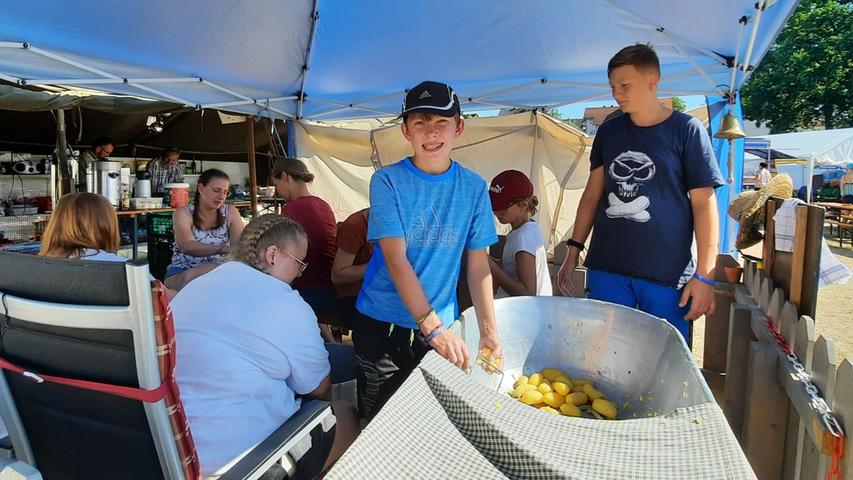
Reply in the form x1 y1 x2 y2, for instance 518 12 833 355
0 253 333 479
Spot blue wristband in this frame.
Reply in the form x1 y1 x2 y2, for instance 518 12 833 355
424 325 446 345
693 272 716 286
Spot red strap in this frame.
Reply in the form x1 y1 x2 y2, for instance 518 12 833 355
0 356 170 403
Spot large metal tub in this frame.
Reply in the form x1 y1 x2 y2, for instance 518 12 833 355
455 296 715 418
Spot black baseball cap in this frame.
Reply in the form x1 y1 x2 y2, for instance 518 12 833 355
401 81 461 119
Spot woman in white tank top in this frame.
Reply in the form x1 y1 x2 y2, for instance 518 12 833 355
165 169 244 291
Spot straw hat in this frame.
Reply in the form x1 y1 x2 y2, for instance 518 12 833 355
728 174 793 250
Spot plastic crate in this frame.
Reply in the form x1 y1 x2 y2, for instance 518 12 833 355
147 236 174 281
147 212 174 237
145 212 175 280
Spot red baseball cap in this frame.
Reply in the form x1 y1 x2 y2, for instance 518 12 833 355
489 170 534 211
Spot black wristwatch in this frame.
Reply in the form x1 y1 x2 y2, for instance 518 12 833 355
566 239 585 252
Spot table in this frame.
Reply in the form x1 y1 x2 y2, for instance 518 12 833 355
116 208 176 259
815 203 853 247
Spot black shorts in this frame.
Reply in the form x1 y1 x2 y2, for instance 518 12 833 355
352 312 431 419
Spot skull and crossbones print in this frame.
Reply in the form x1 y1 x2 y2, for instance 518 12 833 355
606 150 656 223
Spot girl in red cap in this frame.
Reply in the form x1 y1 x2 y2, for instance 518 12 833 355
488 170 552 297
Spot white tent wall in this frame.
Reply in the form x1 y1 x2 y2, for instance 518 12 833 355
292 112 590 252
757 128 853 167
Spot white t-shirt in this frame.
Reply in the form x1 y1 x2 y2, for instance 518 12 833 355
172 261 330 477
754 168 772 188
497 221 552 298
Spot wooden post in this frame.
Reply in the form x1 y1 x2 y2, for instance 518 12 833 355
808 335 837 479
705 283 735 373
763 201 778 276
833 360 853 479
55 109 71 195
799 206 825 318
742 341 787 479
789 205 809 308
782 316 815 479
725 303 756 441
246 117 258 218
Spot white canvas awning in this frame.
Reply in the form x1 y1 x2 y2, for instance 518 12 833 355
293 112 590 250
0 1 798 121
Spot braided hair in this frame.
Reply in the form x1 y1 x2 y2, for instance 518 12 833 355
235 214 307 273
271 158 315 183
192 169 229 230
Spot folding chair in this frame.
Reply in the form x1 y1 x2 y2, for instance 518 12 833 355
0 252 333 479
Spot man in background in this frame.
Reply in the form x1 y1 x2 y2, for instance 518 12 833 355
148 146 185 195
77 136 113 192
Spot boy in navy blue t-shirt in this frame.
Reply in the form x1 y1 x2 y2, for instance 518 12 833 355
353 81 502 418
557 44 724 343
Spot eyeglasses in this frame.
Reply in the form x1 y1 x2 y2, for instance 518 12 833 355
284 250 308 273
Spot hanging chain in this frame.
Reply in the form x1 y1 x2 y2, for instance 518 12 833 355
765 315 844 479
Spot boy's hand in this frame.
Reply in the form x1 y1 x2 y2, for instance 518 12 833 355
679 278 716 321
478 335 503 373
557 251 582 297
430 330 470 370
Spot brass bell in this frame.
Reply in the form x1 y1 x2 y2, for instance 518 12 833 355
715 111 746 139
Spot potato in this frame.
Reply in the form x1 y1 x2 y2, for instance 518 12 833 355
560 403 582 417
521 390 544 405
542 392 565 408
582 383 605 401
592 398 618 419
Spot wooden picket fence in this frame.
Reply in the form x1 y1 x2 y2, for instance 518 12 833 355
709 261 851 479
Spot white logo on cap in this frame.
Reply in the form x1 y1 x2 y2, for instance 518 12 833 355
418 90 432 99
490 184 504 193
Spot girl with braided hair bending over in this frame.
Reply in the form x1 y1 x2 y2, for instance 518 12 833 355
165 169 244 291
172 214 359 479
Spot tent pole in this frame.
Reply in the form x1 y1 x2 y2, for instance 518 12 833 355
297 1 321 119
246 117 258 217
807 157 814 203
550 140 588 249
54 109 71 196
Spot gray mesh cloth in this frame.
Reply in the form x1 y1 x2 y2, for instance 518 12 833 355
326 352 755 480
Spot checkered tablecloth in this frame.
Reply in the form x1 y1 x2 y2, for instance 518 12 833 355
326 352 755 480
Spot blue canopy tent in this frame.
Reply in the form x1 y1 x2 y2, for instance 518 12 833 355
0 0 799 252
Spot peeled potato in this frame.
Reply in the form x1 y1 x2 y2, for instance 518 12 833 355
552 381 571 396
512 383 536 398
539 406 559 414
537 383 552 394
542 392 565 408
514 376 529 389
572 378 593 387
521 390 544 405
560 403 582 417
592 398 618 419
528 373 543 387
566 392 589 406
582 383 605 401
541 368 567 382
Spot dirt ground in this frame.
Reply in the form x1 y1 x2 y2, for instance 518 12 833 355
692 230 853 366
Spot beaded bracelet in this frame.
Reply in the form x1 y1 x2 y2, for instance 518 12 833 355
424 324 446 345
693 272 716 287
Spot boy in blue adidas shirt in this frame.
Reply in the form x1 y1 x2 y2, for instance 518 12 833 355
354 81 502 419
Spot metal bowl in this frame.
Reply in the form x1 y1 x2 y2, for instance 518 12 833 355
454 296 714 418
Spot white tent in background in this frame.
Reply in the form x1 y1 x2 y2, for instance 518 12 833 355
293 112 590 251
754 128 853 197
756 128 853 167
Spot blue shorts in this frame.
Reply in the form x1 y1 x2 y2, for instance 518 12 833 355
164 264 190 279
587 269 692 346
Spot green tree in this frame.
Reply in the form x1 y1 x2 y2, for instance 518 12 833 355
671 97 686 112
741 0 853 132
